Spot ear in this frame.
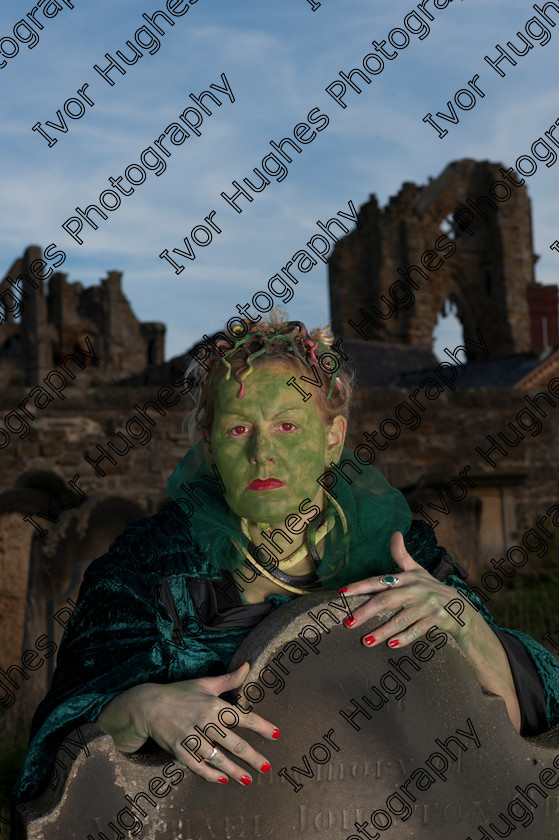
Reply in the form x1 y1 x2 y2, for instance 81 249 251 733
325 415 346 464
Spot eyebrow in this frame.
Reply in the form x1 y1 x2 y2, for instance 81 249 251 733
272 407 306 418
219 406 307 419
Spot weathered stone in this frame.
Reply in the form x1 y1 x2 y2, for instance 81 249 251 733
329 159 539 356
0 513 34 685
0 246 165 388
13 593 559 839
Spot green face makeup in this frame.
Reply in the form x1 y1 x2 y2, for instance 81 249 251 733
208 361 333 526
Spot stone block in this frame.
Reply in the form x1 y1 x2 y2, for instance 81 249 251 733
13 592 559 839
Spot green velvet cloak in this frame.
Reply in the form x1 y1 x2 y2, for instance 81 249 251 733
12 449 559 805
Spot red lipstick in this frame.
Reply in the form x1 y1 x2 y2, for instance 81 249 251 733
246 478 285 491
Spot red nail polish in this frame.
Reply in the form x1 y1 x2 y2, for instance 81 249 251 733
261 762 271 773
344 616 355 628
241 775 252 786
218 777 228 783
388 639 399 648
338 587 348 594
364 635 375 646
272 729 280 739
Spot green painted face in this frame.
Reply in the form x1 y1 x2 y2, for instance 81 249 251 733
207 361 337 526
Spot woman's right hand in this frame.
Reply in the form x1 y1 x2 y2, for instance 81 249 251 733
96 662 279 786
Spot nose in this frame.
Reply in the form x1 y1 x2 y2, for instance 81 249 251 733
249 431 275 465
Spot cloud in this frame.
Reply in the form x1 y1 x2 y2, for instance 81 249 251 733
1 0 557 361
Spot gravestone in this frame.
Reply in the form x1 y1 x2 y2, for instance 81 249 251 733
13 592 559 839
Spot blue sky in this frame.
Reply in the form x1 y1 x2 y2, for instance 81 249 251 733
1 0 558 361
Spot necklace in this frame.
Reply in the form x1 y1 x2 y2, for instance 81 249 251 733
234 493 348 594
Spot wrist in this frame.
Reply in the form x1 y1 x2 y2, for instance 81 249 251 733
128 682 161 734
97 683 158 749
448 601 482 646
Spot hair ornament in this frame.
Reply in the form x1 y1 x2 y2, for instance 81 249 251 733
182 313 353 445
212 325 331 398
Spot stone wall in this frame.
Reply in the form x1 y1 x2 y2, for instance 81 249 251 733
351 385 559 565
1 382 556 570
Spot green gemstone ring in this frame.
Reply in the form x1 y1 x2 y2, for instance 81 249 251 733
379 575 399 587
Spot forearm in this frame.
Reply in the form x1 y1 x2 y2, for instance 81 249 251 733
454 616 522 732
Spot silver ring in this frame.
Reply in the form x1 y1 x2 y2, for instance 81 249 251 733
205 747 219 765
379 575 399 588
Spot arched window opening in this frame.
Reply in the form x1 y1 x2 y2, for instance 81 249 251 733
439 215 456 240
433 298 464 361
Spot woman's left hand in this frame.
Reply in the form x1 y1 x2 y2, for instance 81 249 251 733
341 531 478 649
340 531 522 732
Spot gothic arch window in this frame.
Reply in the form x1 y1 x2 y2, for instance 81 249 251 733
433 297 464 360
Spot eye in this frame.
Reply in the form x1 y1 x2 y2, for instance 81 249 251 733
228 424 251 437
277 422 297 432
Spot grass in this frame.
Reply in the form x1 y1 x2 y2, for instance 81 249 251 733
489 574 559 645
488 514 559 647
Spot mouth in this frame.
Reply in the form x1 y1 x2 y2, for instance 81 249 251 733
246 478 286 491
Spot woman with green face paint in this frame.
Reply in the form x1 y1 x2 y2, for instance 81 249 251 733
204 359 347 601
13 316 559 806
93 325 354 787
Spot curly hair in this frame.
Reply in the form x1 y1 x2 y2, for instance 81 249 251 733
180 310 355 445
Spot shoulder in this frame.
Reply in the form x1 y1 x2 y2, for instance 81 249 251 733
82 500 210 587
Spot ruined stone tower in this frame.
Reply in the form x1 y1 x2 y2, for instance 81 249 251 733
0 245 165 387
328 159 538 356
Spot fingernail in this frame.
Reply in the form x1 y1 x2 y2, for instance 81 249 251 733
218 777 228 783
364 635 375 646
272 729 280 739
337 587 348 594
344 617 355 628
241 775 252 786
261 762 271 773
388 639 399 648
